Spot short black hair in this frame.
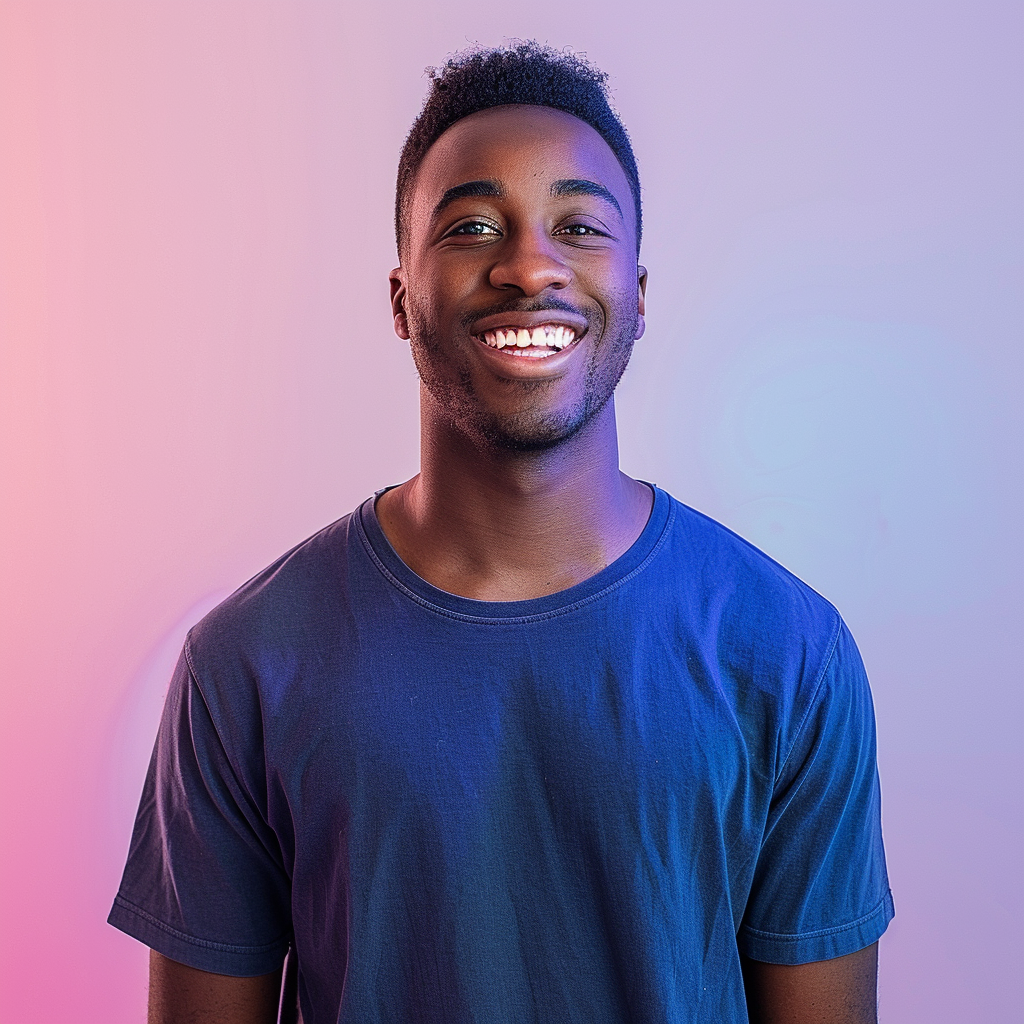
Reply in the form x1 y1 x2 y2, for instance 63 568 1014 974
395 41 642 256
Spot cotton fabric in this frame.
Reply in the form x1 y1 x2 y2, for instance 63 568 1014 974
109 486 892 1023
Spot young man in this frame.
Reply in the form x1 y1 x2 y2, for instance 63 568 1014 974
110 43 893 1024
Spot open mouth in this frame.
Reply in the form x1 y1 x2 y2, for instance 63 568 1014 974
475 323 577 359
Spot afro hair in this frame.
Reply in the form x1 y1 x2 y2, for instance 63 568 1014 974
395 41 641 255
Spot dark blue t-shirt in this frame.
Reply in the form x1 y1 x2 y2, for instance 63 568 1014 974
109 486 892 1023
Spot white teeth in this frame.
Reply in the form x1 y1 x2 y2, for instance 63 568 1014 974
479 324 578 354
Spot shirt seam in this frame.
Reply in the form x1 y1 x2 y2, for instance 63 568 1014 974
112 894 289 955
740 891 892 942
181 636 282 866
771 611 843 788
354 494 676 625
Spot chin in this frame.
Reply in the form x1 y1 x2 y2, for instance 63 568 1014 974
470 398 608 453
479 420 579 453
413 332 626 454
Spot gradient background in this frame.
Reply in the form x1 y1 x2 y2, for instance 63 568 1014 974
1 2 1020 1021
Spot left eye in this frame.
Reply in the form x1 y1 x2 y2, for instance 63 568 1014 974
557 224 603 236
450 222 499 236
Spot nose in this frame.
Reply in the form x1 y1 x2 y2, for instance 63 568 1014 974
487 226 573 296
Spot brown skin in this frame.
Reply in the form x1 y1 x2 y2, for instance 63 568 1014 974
148 951 280 1024
380 105 651 600
147 104 880 1022
743 944 879 1024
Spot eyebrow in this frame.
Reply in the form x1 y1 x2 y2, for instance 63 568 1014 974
433 179 505 218
432 177 624 222
550 178 622 217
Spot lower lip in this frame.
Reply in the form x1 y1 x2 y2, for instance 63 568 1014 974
472 336 580 362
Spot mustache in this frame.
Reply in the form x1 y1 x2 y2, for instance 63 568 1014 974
459 296 588 331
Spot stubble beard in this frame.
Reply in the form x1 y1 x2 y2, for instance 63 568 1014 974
405 298 638 454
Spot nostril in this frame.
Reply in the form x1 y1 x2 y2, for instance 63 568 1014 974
488 254 573 295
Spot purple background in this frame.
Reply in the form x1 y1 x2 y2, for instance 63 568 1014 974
1 2 1020 1020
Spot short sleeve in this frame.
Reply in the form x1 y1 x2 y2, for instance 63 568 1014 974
107 643 291 975
738 621 894 964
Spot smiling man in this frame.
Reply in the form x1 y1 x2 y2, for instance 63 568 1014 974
110 43 893 1024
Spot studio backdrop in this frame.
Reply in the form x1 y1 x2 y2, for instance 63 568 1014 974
1 2 1020 1021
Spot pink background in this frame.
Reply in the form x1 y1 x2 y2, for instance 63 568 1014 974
1 2 1020 1021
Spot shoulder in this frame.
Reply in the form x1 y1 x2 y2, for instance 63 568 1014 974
653 492 851 747
192 512 358 649
659 492 842 655
182 506 369 725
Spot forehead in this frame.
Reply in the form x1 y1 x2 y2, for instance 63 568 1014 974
410 104 634 223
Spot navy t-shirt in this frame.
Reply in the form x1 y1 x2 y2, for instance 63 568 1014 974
109 486 893 1023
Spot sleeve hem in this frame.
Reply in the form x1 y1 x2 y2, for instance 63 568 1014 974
739 890 894 965
107 894 289 977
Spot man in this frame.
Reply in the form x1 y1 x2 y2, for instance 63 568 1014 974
110 42 893 1024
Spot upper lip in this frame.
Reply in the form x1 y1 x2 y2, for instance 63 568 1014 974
470 309 588 339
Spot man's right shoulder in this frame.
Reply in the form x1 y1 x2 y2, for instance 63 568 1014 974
185 506 365 672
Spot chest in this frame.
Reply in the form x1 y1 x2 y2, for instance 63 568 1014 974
267 618 775 870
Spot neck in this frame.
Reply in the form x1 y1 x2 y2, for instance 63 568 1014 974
375 389 652 601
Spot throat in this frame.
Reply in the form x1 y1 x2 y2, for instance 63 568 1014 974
374 474 653 603
413 548 612 603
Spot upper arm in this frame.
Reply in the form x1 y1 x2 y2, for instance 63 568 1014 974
148 950 282 1024
740 623 893 964
108 651 291 977
741 943 878 1024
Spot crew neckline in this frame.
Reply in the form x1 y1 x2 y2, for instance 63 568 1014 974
355 484 673 624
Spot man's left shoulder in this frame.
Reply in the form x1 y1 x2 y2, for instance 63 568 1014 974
657 491 845 685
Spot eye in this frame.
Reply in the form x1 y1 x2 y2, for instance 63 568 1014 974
555 223 608 238
447 220 501 237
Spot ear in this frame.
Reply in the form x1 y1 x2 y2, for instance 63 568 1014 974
635 265 648 340
389 267 409 340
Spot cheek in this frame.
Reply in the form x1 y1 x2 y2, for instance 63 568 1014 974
403 285 462 364
582 257 641 320
403 268 462 331
398 285 433 345
600 276 642 333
